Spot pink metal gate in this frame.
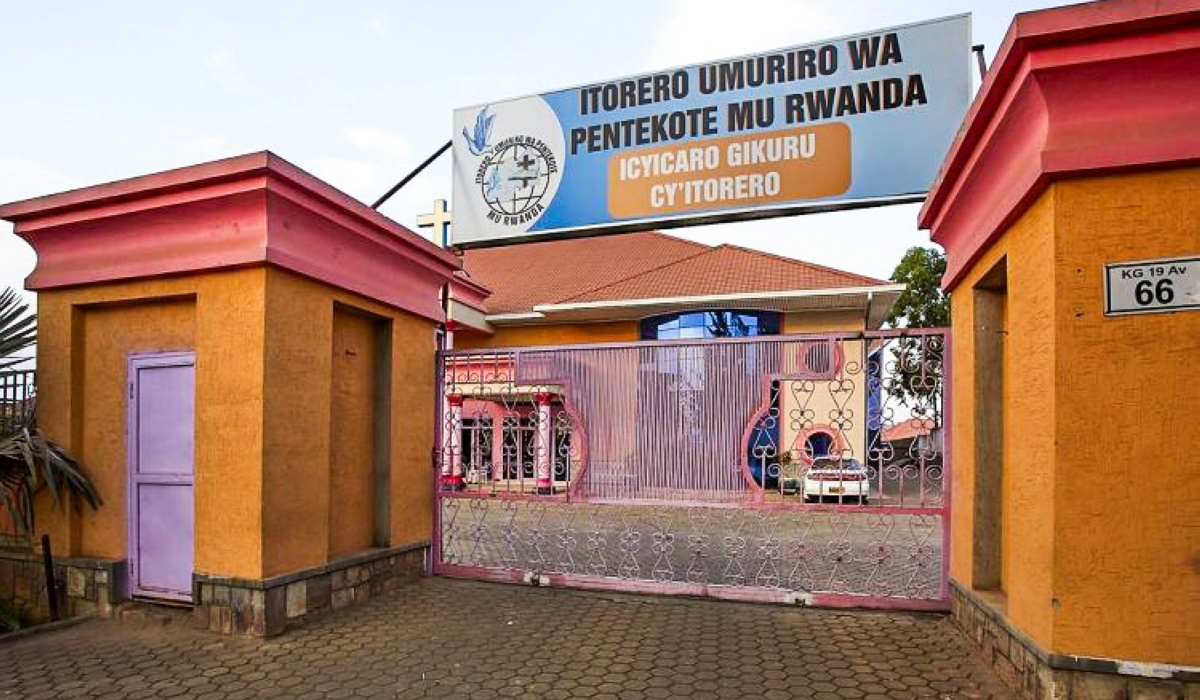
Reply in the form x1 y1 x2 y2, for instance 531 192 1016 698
434 330 950 610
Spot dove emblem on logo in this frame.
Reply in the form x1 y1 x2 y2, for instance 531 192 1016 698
464 101 560 228
462 106 494 156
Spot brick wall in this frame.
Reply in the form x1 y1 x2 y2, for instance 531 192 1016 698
0 551 125 626
191 542 426 636
951 582 1199 700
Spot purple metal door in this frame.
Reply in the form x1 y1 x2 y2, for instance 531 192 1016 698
128 352 196 602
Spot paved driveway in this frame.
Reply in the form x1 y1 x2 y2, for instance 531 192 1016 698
0 577 1012 699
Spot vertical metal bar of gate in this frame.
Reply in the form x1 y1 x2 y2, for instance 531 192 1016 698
940 332 953 603
430 330 446 575
433 330 952 610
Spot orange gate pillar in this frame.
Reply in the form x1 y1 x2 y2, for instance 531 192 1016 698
0 152 489 635
919 2 1200 698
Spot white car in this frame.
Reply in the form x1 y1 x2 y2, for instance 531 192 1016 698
803 458 870 504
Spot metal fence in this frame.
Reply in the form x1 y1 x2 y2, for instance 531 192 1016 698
0 369 36 436
0 369 36 547
435 330 949 609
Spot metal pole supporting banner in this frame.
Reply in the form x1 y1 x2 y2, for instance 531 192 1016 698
972 44 988 80
372 140 453 210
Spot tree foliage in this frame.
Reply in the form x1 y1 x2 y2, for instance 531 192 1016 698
0 288 37 371
1 425 102 537
886 246 949 329
885 248 949 422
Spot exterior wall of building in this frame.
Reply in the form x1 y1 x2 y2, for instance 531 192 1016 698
783 309 867 334
949 190 1058 650
27 265 440 595
259 269 331 578
0 551 126 622
34 269 268 581
780 314 869 468
1 152 465 635
1049 167 1199 664
456 312 877 488
777 339 868 468
387 310 438 548
459 310 873 350
258 268 438 579
328 308 379 558
949 167 1200 668
455 321 638 349
78 299 198 560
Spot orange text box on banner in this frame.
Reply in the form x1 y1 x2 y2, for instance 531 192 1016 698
607 123 851 219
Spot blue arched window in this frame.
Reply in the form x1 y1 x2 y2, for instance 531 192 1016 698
639 310 781 340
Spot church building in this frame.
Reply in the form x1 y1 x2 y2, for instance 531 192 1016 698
435 231 905 498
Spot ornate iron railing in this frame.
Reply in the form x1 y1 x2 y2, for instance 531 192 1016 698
0 369 36 547
434 330 949 608
0 369 36 436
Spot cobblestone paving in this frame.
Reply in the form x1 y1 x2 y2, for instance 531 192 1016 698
0 577 1013 700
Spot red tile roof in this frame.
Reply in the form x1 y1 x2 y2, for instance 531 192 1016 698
459 231 890 314
883 418 936 443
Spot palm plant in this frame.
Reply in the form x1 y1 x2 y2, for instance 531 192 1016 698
0 288 36 370
0 287 101 539
1 423 102 537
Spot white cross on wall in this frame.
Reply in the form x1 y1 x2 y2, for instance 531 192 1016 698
417 199 453 248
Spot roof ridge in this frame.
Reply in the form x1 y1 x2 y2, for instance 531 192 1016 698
642 230 711 250
714 242 893 286
553 244 719 304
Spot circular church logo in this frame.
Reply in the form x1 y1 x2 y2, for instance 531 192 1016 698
480 136 557 224
461 102 564 232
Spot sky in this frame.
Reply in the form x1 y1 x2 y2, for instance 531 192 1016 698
0 0 1071 318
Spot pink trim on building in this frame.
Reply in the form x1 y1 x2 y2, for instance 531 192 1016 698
0 151 490 322
918 0 1200 290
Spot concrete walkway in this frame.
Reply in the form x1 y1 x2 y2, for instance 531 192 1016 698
0 577 1013 699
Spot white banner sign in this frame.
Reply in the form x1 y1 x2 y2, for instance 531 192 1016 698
451 15 972 247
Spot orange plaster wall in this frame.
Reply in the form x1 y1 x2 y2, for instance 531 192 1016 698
1049 168 1200 664
32 270 267 580
951 167 1200 664
454 321 638 349
948 280 976 585
192 271 268 580
328 309 377 558
949 191 1058 650
1000 194 1058 650
259 269 331 576
388 310 437 546
783 310 866 333
259 268 437 577
777 338 868 465
78 299 197 560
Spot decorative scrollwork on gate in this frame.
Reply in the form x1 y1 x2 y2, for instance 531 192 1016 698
437 329 949 608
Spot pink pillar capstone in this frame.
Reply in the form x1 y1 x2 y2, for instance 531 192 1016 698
535 392 554 495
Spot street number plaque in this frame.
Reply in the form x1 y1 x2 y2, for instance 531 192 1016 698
1104 256 1200 316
